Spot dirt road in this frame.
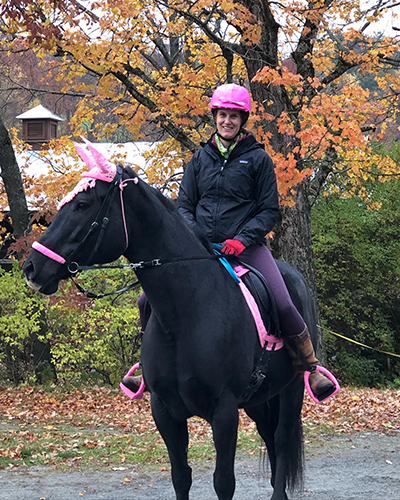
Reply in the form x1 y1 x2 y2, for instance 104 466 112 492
0 432 399 500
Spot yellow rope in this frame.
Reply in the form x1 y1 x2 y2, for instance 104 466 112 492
320 326 400 359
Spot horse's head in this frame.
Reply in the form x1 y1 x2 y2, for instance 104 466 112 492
23 140 132 295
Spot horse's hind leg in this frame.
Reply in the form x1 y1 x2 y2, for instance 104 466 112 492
211 393 239 500
245 379 304 500
151 394 192 500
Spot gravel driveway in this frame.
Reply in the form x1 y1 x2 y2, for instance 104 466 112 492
0 432 399 500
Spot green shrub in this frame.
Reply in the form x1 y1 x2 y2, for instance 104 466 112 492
0 260 142 385
0 262 47 384
312 175 400 387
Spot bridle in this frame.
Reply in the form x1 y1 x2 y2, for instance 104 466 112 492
31 165 162 298
31 165 220 298
33 165 134 275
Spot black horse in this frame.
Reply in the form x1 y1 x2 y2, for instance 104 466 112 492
23 144 318 500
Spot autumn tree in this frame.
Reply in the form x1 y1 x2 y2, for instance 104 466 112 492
0 111 31 239
1 0 400 301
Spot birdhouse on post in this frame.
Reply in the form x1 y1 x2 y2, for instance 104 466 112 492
16 105 64 150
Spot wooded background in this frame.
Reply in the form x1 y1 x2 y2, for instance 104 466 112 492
0 0 400 387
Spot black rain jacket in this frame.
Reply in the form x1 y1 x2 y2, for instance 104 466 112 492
177 133 280 247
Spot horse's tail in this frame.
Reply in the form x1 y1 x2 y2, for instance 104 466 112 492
286 410 304 493
265 389 304 494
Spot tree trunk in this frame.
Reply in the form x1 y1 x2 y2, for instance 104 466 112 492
0 113 31 238
271 183 315 295
237 3 319 318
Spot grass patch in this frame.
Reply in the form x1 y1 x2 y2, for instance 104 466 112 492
0 423 171 469
1 384 400 471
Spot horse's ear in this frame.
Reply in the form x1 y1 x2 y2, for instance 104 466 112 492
75 142 95 170
76 137 116 178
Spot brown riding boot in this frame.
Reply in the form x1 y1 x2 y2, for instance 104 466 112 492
287 326 336 402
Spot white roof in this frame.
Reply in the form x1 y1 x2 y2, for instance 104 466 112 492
16 141 159 178
16 104 64 121
4 141 181 211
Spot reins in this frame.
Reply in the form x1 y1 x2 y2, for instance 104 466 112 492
70 255 221 299
71 275 141 299
32 166 222 299
70 255 222 274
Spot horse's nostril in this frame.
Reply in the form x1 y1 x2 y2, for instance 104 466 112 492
22 260 34 279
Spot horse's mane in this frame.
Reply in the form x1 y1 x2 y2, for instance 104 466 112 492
125 166 213 254
125 166 176 214
152 184 178 214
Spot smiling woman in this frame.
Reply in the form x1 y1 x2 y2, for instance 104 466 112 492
214 108 242 144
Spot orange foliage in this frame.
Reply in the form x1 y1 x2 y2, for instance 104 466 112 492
1 0 400 210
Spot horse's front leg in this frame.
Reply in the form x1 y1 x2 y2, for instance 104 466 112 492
151 394 192 500
211 392 239 500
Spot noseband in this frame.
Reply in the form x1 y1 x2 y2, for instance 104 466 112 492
32 167 220 300
32 165 138 274
32 241 66 265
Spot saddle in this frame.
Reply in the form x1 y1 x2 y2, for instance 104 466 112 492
214 246 283 349
216 254 286 403
235 262 281 342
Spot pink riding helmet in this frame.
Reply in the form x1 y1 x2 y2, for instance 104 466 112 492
210 83 251 113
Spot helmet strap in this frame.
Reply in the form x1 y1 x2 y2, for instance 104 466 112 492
216 130 241 145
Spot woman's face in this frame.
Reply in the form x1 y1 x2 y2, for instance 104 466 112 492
215 108 242 142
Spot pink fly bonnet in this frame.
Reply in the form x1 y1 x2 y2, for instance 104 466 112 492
58 138 117 210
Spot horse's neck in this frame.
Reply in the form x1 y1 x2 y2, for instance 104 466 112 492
123 187 213 316
124 206 208 264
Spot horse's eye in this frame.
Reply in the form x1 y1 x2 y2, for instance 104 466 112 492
75 201 89 211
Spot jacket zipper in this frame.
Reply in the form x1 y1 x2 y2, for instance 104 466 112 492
213 158 228 241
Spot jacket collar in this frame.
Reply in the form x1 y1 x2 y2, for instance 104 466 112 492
203 133 264 160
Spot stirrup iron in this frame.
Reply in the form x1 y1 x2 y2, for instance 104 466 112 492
120 362 145 400
304 365 340 404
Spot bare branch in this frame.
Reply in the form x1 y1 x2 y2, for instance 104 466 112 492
112 70 198 152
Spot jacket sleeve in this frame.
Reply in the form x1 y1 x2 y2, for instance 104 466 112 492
234 153 280 247
177 153 199 230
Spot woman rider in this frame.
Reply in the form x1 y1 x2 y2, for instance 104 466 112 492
122 83 337 403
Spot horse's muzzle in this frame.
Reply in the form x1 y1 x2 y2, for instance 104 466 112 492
22 259 61 295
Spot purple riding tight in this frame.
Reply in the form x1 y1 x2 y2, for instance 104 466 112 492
137 244 305 336
238 245 305 335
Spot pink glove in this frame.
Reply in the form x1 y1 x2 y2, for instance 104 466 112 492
221 239 246 256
